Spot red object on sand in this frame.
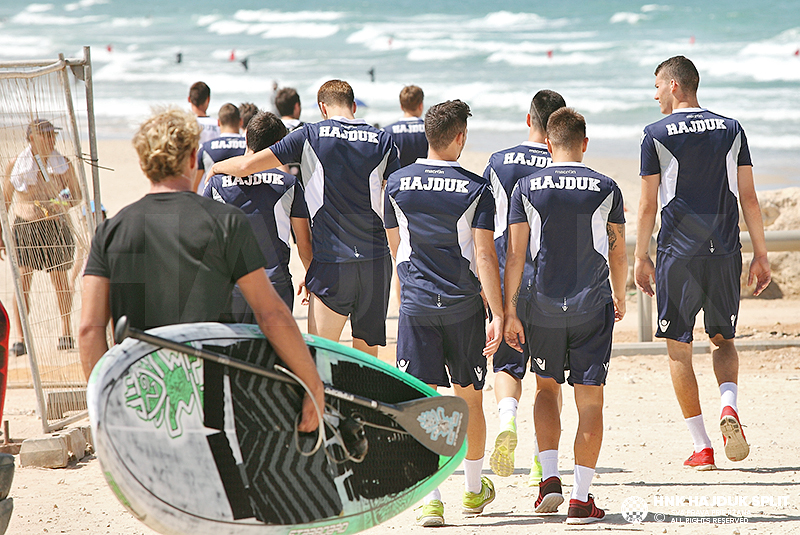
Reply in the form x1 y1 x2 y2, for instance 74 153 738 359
106 44 113 52
0 302 8 425
795 49 799 56
547 50 553 58
690 35 695 45
229 50 236 61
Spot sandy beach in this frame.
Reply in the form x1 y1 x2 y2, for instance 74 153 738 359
4 138 800 534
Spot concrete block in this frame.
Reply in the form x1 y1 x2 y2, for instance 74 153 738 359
19 436 69 468
57 429 87 460
78 425 93 453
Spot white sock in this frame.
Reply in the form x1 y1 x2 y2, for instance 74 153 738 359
424 488 441 504
497 397 518 425
720 382 738 413
539 449 559 481
685 414 712 452
464 457 484 494
571 465 595 502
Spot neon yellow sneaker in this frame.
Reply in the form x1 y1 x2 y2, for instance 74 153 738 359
528 454 543 487
462 476 495 514
415 499 444 527
489 417 517 477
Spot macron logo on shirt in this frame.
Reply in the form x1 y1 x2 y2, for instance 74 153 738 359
319 125 380 144
665 118 727 136
399 175 469 193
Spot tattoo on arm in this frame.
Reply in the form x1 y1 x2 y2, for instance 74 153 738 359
606 223 618 250
511 284 521 307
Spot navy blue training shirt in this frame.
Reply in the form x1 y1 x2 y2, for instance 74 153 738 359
640 108 751 258
383 117 428 168
483 141 551 296
203 168 308 287
509 162 625 317
385 159 495 316
270 116 400 263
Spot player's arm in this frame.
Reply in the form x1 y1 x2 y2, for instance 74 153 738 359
238 268 324 433
503 221 529 352
607 222 628 321
210 148 281 178
79 275 111 379
474 228 503 357
386 227 400 259
737 165 771 295
291 217 312 271
634 173 660 296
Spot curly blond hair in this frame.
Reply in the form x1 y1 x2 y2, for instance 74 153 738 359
133 108 200 183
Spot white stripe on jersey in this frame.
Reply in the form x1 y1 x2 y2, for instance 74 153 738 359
370 149 392 224
274 184 295 247
726 132 742 199
456 195 482 277
592 192 615 260
389 196 412 264
520 193 542 261
654 137 679 207
488 167 507 240
301 140 324 219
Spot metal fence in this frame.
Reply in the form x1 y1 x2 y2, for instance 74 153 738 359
0 47 101 433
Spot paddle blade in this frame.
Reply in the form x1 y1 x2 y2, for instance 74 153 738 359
388 395 469 457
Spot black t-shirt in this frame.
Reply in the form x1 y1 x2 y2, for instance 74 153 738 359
84 191 267 330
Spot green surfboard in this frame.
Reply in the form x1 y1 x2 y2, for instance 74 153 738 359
88 322 467 535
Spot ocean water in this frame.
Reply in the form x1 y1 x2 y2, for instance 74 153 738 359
1 0 798 187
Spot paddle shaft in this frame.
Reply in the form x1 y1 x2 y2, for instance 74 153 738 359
117 322 385 414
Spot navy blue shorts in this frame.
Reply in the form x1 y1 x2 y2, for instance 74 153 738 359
305 256 392 347
521 302 614 386
229 280 294 324
396 299 487 389
655 251 741 343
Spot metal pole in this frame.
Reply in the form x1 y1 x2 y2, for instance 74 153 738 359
0 192 48 432
81 47 103 230
59 54 93 239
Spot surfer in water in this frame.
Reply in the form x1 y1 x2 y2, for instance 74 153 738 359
79 108 324 432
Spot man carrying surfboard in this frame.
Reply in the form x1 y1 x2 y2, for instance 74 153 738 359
385 99 504 526
79 108 324 433
503 108 628 524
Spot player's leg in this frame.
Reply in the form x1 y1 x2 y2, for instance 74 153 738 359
307 294 348 341
657 253 714 469
397 312 447 527
704 252 748 461
564 302 614 525
446 304 494 515
350 256 391 357
529 383 563 486
490 345 523 477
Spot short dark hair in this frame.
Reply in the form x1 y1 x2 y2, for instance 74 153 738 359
245 111 287 153
217 103 240 128
275 88 301 117
188 81 210 107
424 100 471 152
399 85 424 112
317 79 354 108
529 90 566 133
239 102 259 128
655 55 700 94
546 107 586 150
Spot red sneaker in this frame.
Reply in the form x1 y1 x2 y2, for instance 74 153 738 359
684 447 716 471
720 406 749 461
566 494 605 524
534 476 564 513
